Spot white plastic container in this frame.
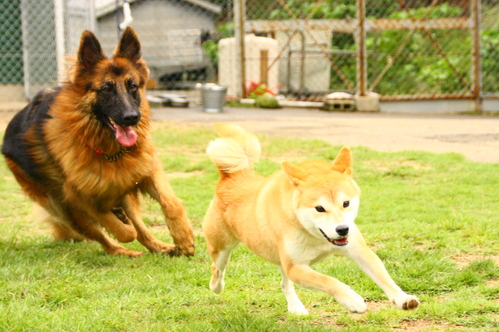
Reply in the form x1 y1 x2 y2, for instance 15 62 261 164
218 34 279 97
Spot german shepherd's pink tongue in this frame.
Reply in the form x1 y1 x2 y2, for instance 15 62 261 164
115 124 137 147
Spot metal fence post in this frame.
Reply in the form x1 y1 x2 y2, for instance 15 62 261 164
54 0 65 84
356 0 367 96
234 0 247 98
471 0 482 113
20 0 30 99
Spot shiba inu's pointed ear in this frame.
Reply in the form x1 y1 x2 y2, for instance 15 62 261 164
115 26 142 62
332 147 353 175
78 30 105 71
282 161 307 186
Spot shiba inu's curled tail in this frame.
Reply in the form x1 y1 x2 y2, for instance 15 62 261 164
207 124 261 174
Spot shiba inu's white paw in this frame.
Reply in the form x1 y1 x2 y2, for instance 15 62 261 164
209 277 225 294
336 288 367 313
288 303 309 315
392 294 420 310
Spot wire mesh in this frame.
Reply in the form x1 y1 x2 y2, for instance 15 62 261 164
0 0 93 111
482 0 499 97
0 0 497 112
96 0 222 90
243 0 494 101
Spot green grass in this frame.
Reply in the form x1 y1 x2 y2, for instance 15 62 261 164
1 123 499 331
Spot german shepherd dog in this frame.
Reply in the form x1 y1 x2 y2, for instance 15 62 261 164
1 27 195 257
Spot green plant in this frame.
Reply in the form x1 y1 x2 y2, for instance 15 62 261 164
1 124 499 331
202 22 235 72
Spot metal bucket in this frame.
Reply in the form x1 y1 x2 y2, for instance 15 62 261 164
201 84 228 113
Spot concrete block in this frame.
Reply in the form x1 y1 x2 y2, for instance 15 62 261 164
323 92 356 111
355 92 380 112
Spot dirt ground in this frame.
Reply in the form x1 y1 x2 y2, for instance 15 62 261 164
152 106 499 163
1 106 498 163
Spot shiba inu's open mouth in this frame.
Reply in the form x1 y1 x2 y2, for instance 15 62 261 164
107 118 138 147
319 228 349 246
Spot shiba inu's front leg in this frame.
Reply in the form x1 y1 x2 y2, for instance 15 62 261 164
345 232 419 310
282 260 367 313
278 266 308 315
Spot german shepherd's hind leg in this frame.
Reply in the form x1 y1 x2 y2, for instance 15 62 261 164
32 203 85 241
278 266 308 315
50 220 85 242
3 161 85 242
141 170 195 256
121 193 177 255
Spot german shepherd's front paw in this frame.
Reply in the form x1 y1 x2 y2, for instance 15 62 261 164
392 294 419 310
335 287 367 313
153 242 194 257
107 247 144 257
177 242 195 257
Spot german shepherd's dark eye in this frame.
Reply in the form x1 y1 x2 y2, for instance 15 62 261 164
343 201 350 208
100 83 113 94
315 206 326 213
128 80 138 92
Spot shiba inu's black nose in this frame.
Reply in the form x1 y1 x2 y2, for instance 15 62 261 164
336 225 349 236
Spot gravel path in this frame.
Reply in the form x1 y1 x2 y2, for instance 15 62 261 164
152 106 499 163
1 106 497 163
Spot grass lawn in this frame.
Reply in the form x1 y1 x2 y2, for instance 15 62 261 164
1 123 498 331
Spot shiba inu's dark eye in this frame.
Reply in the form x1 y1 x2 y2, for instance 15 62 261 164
315 206 326 213
343 201 350 208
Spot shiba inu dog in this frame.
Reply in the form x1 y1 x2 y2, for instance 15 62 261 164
203 124 419 314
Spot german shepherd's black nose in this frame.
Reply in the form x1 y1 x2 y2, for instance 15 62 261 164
336 225 349 236
122 110 140 126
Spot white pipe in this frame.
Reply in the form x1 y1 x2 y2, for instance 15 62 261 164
54 0 65 84
119 2 133 30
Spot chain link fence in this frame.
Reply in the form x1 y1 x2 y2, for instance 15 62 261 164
242 0 499 104
481 0 499 97
0 0 94 111
0 0 497 111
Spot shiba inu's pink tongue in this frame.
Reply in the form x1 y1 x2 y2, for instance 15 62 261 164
332 237 348 246
115 124 137 147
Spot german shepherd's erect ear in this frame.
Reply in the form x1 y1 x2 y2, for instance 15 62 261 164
114 26 142 62
77 30 106 71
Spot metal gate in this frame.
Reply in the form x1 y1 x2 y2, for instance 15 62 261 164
241 0 498 109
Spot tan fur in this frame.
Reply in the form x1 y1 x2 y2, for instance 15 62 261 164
2 28 194 257
203 124 419 314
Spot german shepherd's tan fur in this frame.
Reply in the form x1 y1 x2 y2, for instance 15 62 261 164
2 27 194 257
203 124 419 314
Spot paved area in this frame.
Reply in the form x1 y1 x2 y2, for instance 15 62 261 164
152 106 499 163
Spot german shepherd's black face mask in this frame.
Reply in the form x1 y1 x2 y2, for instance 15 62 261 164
76 27 148 147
